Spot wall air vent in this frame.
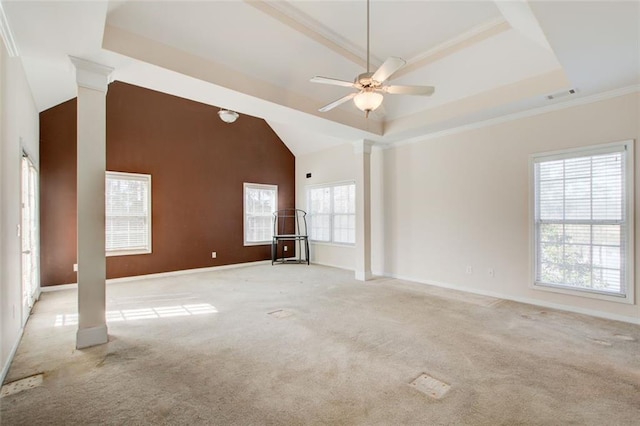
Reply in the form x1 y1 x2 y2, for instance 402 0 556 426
547 88 577 100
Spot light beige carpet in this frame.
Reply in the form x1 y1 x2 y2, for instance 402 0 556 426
1 264 639 425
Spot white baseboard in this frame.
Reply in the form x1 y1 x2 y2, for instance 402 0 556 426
40 282 76 292
1 326 24 385
41 260 272 292
309 260 355 272
76 324 108 349
355 270 373 281
386 273 640 325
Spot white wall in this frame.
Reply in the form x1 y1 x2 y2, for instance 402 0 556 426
295 92 640 323
0 35 40 381
296 143 356 270
379 93 640 323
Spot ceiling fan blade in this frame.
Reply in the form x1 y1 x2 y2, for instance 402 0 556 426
318 92 357 112
383 85 435 96
310 76 357 88
371 57 406 83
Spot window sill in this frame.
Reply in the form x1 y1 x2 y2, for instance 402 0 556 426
309 241 355 248
532 281 633 305
244 242 271 247
107 248 151 257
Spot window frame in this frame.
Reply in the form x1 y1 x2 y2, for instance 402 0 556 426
243 182 278 246
105 171 152 257
529 140 634 304
306 180 356 246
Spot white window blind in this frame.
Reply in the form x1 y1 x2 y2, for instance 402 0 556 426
244 183 277 245
307 182 356 244
106 172 152 255
533 143 632 298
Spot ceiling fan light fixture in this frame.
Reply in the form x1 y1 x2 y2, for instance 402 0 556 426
218 109 239 123
310 0 433 117
354 90 383 114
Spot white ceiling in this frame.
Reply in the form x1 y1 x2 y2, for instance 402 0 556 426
2 0 638 156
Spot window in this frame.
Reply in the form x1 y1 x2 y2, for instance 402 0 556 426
307 182 356 244
532 141 633 301
244 183 277 245
106 172 152 256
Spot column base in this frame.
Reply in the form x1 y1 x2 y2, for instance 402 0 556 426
355 270 373 281
76 324 108 349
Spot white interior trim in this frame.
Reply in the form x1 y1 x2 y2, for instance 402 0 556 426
41 260 272 292
309 261 354 272
76 324 108 349
386 84 640 150
393 17 510 80
248 0 371 69
528 140 635 304
0 1 18 57
385 273 640 325
0 326 25 385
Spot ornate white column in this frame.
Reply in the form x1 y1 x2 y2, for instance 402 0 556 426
354 139 374 281
70 57 113 349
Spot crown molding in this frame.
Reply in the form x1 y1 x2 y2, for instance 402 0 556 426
248 1 508 79
246 0 372 70
393 17 510 80
353 139 375 154
384 84 640 150
69 56 114 92
0 1 19 57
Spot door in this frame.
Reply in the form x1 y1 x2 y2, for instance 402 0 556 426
21 154 39 322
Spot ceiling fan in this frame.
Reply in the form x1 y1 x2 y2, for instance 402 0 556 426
311 0 435 118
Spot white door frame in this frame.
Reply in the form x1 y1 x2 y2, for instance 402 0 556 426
21 152 39 324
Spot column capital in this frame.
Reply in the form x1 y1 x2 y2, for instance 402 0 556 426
69 56 114 92
353 139 375 155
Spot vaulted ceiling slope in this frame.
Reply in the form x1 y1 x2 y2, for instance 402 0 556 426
2 1 638 155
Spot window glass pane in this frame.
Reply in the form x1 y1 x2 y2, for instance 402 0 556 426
564 224 590 244
539 223 563 243
309 187 331 213
539 262 563 285
333 214 355 244
564 156 590 179
539 242 562 267
592 225 620 246
565 198 590 220
309 214 331 241
539 179 563 220
538 160 563 180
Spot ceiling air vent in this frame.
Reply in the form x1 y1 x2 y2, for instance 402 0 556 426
547 88 577 100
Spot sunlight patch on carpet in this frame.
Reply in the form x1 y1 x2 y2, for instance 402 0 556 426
54 303 218 326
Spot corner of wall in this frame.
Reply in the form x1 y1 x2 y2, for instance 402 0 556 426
0 38 40 382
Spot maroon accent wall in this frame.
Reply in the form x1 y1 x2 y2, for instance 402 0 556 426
40 82 295 286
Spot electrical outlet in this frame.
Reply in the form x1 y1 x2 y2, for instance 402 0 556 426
211 252 217 259
488 268 494 277
465 265 473 274
284 246 288 252
73 263 78 272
